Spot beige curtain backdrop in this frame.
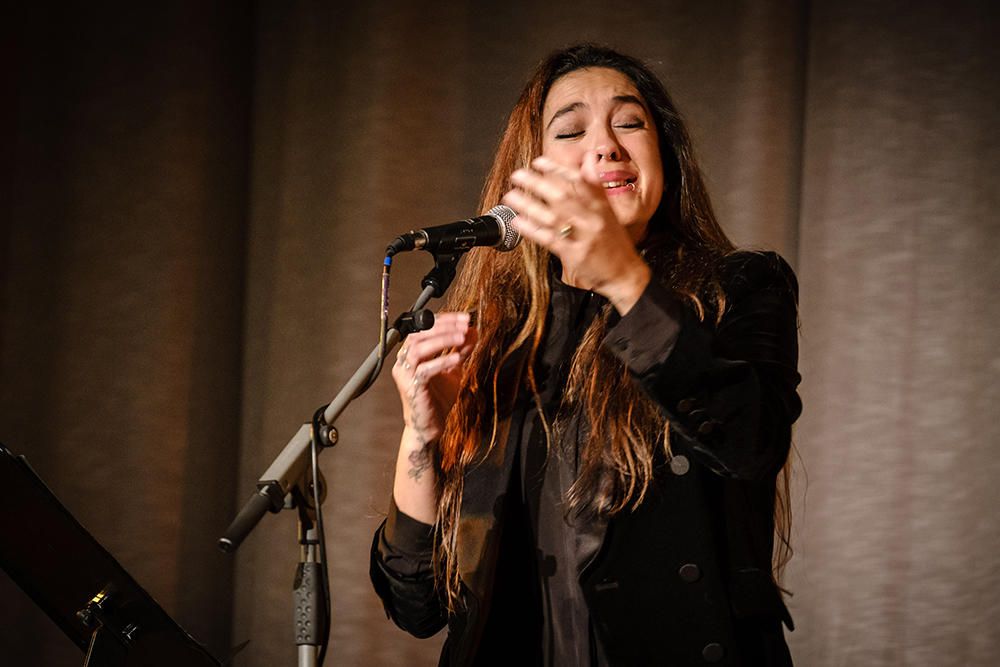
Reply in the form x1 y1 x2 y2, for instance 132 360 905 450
2 1 997 665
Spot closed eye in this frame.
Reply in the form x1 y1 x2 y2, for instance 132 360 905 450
553 119 645 140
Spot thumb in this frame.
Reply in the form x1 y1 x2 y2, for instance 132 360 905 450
580 152 603 187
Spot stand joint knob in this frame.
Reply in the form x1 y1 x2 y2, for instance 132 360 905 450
320 424 338 447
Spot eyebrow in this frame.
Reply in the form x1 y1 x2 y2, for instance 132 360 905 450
545 95 647 130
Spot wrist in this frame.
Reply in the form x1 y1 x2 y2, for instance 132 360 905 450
600 261 651 315
401 423 439 449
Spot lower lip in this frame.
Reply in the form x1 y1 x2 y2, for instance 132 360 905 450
604 183 636 196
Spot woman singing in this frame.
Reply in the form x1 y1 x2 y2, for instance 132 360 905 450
370 44 801 666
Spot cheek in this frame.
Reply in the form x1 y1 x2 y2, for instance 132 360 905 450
637 148 664 198
541 139 584 167
646 165 664 199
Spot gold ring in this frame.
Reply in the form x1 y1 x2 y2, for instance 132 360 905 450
558 225 573 238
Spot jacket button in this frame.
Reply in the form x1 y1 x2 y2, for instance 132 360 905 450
678 563 701 583
669 454 690 476
677 398 696 414
697 420 716 436
702 642 725 662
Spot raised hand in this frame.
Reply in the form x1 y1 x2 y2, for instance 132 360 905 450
501 155 651 314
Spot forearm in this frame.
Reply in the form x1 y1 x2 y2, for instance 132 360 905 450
391 426 439 525
373 438 444 637
603 252 802 480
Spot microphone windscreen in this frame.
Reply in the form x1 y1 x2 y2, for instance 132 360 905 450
486 205 520 252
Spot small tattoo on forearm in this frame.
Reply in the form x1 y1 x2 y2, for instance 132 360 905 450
407 447 431 482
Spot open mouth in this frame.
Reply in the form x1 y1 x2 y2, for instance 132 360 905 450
603 177 637 190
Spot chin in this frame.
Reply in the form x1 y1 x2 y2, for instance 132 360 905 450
610 205 648 229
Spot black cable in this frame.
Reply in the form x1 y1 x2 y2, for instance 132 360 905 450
311 406 332 666
357 256 393 396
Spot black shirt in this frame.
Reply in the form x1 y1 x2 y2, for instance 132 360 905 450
516 276 607 666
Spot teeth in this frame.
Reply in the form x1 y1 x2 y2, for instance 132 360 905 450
603 180 628 188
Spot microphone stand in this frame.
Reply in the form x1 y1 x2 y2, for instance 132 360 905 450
290 477 325 667
218 251 462 667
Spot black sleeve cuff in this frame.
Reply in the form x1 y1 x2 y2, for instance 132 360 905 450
602 278 684 376
377 497 435 577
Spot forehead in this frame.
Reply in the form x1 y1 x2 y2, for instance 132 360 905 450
543 67 644 118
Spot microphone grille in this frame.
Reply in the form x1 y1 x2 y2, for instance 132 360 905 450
487 204 520 252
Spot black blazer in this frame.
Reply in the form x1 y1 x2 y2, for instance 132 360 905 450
371 250 802 666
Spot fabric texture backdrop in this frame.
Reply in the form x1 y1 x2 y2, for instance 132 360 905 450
3 1 997 665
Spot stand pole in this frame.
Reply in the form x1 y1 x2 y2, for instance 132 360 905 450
294 521 323 667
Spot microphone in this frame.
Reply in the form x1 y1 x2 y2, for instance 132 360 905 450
386 205 519 257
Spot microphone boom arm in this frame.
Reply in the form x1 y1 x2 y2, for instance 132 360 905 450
218 282 437 552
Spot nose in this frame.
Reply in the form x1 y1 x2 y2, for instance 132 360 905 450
596 145 621 161
591 124 625 162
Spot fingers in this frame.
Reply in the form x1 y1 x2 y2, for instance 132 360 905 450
404 330 466 364
408 311 469 338
501 156 609 250
502 166 573 247
410 351 463 387
507 211 562 249
521 155 602 203
392 311 474 387
532 155 585 182
509 163 576 205
397 313 468 358
506 158 597 217
502 190 563 248
502 187 558 227
401 315 471 361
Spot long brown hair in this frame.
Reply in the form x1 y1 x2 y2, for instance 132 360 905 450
432 44 791 609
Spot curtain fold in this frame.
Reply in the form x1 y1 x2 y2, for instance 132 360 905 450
2 2 252 663
3 1 997 665
789 1 1000 664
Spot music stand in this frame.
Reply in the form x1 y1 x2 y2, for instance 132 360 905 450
0 443 222 667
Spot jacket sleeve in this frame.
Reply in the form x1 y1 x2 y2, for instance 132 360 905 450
603 251 802 481
369 498 448 638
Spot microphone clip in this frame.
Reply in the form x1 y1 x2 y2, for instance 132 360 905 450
394 309 435 336
421 252 462 298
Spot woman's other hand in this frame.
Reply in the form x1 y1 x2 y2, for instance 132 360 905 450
391 311 476 447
